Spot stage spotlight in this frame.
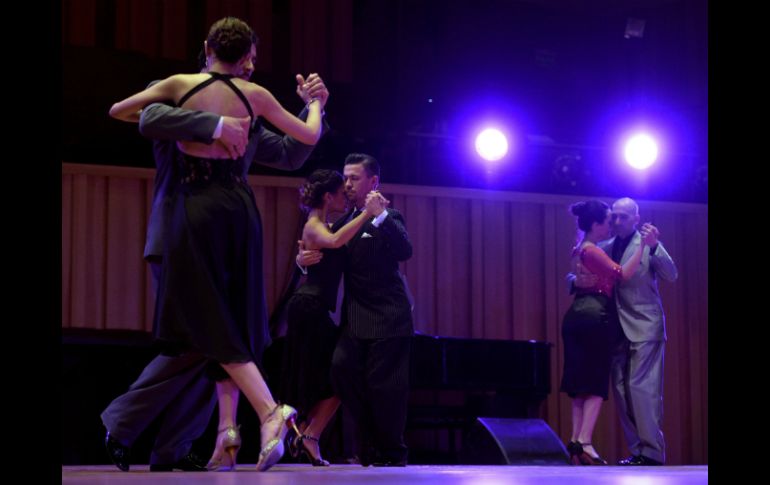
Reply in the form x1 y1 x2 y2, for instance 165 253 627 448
475 128 509 162
624 134 658 170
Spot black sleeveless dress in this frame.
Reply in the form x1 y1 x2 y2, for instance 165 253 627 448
560 246 621 401
153 73 270 379
279 245 346 414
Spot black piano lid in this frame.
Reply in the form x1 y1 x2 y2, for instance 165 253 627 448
410 333 552 393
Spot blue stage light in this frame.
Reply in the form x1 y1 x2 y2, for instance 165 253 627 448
475 128 509 162
623 134 659 170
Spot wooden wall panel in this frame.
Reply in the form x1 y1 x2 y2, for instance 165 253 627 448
61 162 708 464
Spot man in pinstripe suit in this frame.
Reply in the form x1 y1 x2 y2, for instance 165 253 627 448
330 153 414 466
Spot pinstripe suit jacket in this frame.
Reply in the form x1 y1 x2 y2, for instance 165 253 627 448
333 208 414 339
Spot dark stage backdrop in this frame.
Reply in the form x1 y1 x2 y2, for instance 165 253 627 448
62 163 708 465
62 0 707 202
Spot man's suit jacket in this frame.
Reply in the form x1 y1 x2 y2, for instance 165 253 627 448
332 208 414 339
599 232 678 342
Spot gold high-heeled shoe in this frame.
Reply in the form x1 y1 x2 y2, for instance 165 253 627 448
207 425 242 471
256 404 299 472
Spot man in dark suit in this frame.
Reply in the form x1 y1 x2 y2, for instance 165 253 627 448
330 153 414 466
100 51 329 471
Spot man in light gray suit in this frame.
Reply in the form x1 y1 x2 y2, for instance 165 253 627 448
570 197 677 465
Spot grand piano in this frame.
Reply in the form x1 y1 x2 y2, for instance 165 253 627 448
410 333 551 394
406 333 552 463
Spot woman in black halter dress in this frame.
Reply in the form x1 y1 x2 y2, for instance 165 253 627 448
109 17 323 471
279 170 386 465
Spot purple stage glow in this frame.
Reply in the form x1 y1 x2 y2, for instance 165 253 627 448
475 128 509 162
623 133 659 170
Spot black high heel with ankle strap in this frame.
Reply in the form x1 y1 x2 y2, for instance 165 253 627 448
575 442 607 466
566 441 583 465
292 434 330 466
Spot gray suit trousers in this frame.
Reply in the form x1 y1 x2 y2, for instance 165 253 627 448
610 338 665 463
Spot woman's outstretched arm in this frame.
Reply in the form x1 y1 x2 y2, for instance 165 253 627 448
251 85 323 145
109 75 185 123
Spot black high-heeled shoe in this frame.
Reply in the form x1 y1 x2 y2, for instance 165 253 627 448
575 442 607 466
566 441 583 466
291 434 330 466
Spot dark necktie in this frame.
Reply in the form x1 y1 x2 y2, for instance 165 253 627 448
612 235 630 263
612 242 622 263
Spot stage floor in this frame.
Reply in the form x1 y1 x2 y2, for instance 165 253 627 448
62 464 708 485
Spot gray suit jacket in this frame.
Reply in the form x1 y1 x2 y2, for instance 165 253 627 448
599 232 678 342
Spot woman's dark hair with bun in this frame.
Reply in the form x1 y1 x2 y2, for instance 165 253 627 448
569 199 610 233
299 169 344 211
206 17 255 64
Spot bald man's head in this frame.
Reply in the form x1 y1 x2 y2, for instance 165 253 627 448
611 197 640 238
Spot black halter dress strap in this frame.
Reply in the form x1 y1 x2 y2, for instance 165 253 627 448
177 72 255 128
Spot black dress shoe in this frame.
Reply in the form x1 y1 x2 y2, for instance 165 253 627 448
149 453 208 472
618 455 640 465
618 455 663 466
105 432 130 472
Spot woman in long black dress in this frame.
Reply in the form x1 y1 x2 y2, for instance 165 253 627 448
109 17 323 472
560 200 648 465
280 169 387 465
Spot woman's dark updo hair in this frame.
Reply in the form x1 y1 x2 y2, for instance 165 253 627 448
299 169 344 211
569 199 609 233
206 17 255 64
